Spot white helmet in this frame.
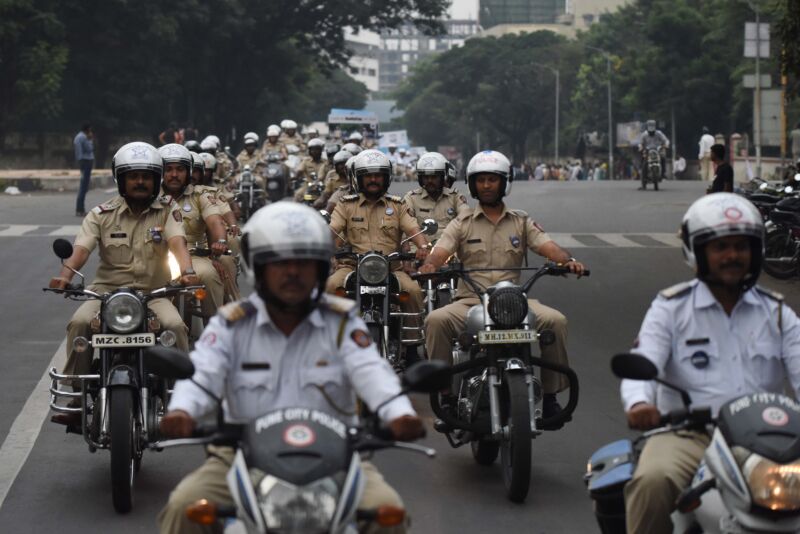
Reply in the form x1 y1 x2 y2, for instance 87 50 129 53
308 138 325 150
681 193 764 289
279 120 290 130
466 150 513 199
353 149 392 194
307 127 319 136
282 119 297 131
243 131 259 145
199 152 217 172
415 152 448 187
333 150 351 166
190 152 205 173
241 202 333 297
206 135 221 147
348 131 363 142
111 142 163 200
158 144 192 185
342 142 362 156
266 125 281 138
200 138 218 153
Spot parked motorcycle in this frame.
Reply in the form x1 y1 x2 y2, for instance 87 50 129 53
236 165 266 222
332 220 438 372
641 148 663 190
151 347 448 533
417 262 584 502
45 239 204 513
585 353 800 533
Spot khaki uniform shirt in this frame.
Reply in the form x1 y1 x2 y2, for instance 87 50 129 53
74 195 186 290
162 184 222 246
260 141 287 160
215 152 234 182
278 133 306 153
296 157 329 182
195 185 233 216
324 169 349 197
435 204 552 298
236 149 264 173
329 193 420 256
327 185 350 208
402 186 469 240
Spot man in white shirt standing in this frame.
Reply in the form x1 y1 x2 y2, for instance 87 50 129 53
698 126 715 181
620 193 800 534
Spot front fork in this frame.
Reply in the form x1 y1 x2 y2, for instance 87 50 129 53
486 360 541 439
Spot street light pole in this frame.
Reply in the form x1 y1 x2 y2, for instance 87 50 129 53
586 46 614 178
531 62 560 164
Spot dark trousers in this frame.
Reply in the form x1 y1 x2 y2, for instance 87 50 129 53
75 159 94 213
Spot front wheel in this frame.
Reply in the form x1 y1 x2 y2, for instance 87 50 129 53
501 373 532 503
640 174 647 190
471 438 500 465
763 229 798 280
110 387 136 513
653 177 659 191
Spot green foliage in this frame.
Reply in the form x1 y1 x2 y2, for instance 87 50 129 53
776 0 800 97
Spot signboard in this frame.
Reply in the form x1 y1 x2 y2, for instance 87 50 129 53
756 89 781 147
743 74 771 88
744 22 770 58
378 130 409 148
327 108 379 127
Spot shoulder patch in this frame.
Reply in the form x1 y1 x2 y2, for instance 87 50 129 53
659 281 693 300
218 300 257 326
755 285 784 302
457 207 474 221
319 294 357 315
342 194 359 202
510 208 530 218
385 194 402 202
94 200 118 214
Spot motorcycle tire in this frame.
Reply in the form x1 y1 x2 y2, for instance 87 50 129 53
110 387 136 514
654 179 659 191
640 175 647 190
436 288 452 309
763 229 798 280
367 324 388 360
501 373 532 503
471 438 500 465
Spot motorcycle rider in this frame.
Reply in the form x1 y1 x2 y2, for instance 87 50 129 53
159 144 227 319
189 152 205 185
325 153 358 213
620 193 800 534
403 152 469 240
278 119 306 152
419 150 587 427
260 125 287 160
348 131 364 147
637 119 670 185
236 132 266 190
158 202 424 534
48 142 199 426
292 138 329 202
326 149 431 363
319 149 353 210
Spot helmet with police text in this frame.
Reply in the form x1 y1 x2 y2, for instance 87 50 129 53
200 138 218 153
342 142 362 156
415 152 448 188
158 143 192 187
199 152 217 172
646 119 656 134
111 142 163 200
241 202 333 300
353 149 392 195
680 193 764 289
184 140 201 153
266 125 281 139
466 150 513 199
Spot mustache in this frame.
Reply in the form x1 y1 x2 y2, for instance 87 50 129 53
720 261 745 270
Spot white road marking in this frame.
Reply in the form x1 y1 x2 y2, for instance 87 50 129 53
648 233 683 247
47 225 81 236
548 233 588 248
0 225 38 237
0 338 64 508
595 233 644 248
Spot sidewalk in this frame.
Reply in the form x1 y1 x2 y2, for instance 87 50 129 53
0 169 113 192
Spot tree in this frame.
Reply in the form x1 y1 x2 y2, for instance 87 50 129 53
776 0 800 99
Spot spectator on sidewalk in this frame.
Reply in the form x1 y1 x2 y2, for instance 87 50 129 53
707 144 733 194
73 123 94 217
698 126 715 181
158 122 179 146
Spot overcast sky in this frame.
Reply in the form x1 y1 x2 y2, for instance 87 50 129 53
449 0 479 20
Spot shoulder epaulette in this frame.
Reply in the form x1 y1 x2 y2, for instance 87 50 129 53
93 199 120 214
510 208 530 218
456 208 474 221
755 285 784 302
219 300 257 326
319 294 357 315
659 281 693 300
385 194 402 202
342 194 359 201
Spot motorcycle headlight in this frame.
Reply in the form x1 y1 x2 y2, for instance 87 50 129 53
743 453 800 511
360 254 389 285
258 475 339 531
488 286 529 328
103 293 145 334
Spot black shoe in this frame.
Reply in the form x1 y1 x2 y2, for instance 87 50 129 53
433 418 450 433
404 345 424 367
51 412 81 427
541 394 571 430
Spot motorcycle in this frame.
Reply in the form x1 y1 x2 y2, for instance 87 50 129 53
641 148 663 190
285 145 302 192
585 353 800 533
300 172 325 207
236 165 266 222
150 347 448 533
332 220 438 372
416 262 584 502
759 176 800 280
261 152 289 202
45 238 205 513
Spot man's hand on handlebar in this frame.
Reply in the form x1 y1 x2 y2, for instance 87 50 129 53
160 409 195 438
180 274 201 287
48 277 70 290
562 259 588 278
415 245 430 262
626 402 661 431
418 262 437 275
388 414 425 441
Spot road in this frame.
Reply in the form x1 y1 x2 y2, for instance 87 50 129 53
1 180 798 533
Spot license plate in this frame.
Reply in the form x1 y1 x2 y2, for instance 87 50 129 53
92 333 156 348
360 285 386 295
478 330 536 345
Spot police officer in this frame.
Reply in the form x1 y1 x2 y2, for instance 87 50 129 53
261 124 287 160
620 193 800 534
292 138 329 202
326 149 431 362
158 202 424 534
49 142 199 426
159 144 227 319
235 132 263 172
278 119 306 152
419 150 587 426
319 149 353 211
189 152 205 185
403 152 469 240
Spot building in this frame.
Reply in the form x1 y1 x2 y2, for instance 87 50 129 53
345 27 381 93
479 0 564 27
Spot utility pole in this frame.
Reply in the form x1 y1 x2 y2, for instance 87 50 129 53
531 62 560 164
754 4 762 178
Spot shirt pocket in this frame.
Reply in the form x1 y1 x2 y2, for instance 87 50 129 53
461 239 486 265
380 218 399 240
503 237 525 264
675 340 721 389
102 234 132 265
228 368 274 419
303 365 353 415
748 340 783 388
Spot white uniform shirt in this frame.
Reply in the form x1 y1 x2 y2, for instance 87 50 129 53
621 279 800 416
698 133 715 159
169 293 415 425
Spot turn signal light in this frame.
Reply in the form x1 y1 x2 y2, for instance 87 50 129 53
397 291 410 303
335 287 348 298
194 288 207 301
375 506 405 527
186 499 217 525
72 336 90 353
90 313 101 333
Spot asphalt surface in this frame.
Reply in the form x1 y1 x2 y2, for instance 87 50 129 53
1 180 799 533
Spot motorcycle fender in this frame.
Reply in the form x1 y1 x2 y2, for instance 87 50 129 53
107 365 137 388
226 449 265 532
504 358 526 373
332 452 365 531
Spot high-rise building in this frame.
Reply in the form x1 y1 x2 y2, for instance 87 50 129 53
479 0 565 27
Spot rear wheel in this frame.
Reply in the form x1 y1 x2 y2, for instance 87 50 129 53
763 229 798 279
501 373 532 503
110 387 136 513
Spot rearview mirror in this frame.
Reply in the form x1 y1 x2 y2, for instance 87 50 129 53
144 346 195 379
402 360 451 393
759 183 768 191
319 210 331 223
610 353 658 381
422 219 438 236
53 238 73 260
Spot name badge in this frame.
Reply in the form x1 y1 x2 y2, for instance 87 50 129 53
242 362 271 370
110 232 127 239
467 238 482 244
351 217 364 222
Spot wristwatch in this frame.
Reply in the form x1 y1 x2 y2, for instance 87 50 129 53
216 239 228 245
568 257 578 263
182 268 196 276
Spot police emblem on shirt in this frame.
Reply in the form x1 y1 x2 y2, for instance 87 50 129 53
447 207 455 216
351 329 373 348
510 235 521 248
385 207 394 216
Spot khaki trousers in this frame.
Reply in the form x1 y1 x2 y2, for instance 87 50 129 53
425 297 569 393
158 447 407 534
64 284 188 380
217 236 240 302
192 256 224 318
326 266 424 345
624 431 710 534
700 156 713 181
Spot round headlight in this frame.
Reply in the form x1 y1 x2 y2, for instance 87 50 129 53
360 254 389 285
259 475 338 531
744 453 800 511
488 286 529 328
103 293 145 334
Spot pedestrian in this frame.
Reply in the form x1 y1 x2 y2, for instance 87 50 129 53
73 123 94 217
158 122 178 146
790 122 800 162
698 126 715 181
673 153 687 179
707 144 733 193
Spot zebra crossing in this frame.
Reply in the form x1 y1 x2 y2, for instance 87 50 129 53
0 223 682 248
